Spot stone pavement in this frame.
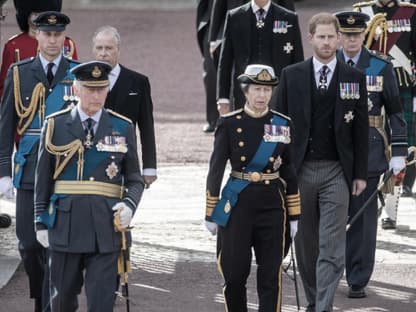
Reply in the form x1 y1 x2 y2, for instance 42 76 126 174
1 164 416 311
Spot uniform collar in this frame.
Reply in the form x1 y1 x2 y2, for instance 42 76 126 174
77 105 103 124
312 56 337 75
39 54 62 73
376 0 397 8
244 104 269 118
341 47 362 66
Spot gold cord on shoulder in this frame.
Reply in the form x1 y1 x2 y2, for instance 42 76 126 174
365 13 388 54
45 118 85 180
13 66 46 135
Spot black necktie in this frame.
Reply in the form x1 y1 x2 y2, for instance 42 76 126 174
84 118 95 138
347 59 355 67
46 62 54 85
318 65 329 93
256 8 265 28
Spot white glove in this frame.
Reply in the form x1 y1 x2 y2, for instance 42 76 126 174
205 220 218 236
290 220 298 239
389 156 406 175
0 176 14 199
36 230 49 248
112 202 133 228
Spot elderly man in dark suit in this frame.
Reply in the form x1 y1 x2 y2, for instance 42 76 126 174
0 12 79 311
217 0 303 114
275 12 369 312
34 61 144 312
92 25 157 187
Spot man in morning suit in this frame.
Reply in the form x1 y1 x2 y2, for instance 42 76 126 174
335 11 407 299
217 0 303 115
92 25 157 187
275 12 369 312
34 61 144 312
0 12 79 312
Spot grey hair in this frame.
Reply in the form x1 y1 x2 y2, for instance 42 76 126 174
92 25 121 48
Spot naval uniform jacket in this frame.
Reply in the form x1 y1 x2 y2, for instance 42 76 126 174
205 108 300 223
337 48 408 177
104 65 157 171
217 2 303 105
354 0 416 95
0 56 79 190
34 108 144 253
275 58 369 186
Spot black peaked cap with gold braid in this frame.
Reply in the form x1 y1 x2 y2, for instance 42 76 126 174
70 61 112 88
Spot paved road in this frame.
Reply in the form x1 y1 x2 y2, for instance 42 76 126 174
0 1 416 311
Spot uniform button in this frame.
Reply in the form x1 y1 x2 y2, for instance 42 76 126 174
241 156 246 162
49 89 53 92
269 157 275 162
239 141 244 147
266 169 271 173
237 128 243 133
89 177 95 181
242 166 246 170
264 180 270 185
236 115 242 119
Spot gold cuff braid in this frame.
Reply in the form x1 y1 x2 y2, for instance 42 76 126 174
287 193 301 216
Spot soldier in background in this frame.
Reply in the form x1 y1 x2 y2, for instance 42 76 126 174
0 12 79 312
216 0 303 114
197 0 218 133
335 10 407 299
0 0 78 98
354 0 416 229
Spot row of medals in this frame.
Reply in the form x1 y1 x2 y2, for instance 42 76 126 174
63 85 78 102
340 82 360 100
387 19 412 33
256 19 290 34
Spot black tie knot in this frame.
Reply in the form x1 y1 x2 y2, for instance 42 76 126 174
46 62 54 85
347 59 355 67
256 8 265 20
318 65 329 93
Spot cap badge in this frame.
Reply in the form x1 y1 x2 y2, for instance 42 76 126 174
91 66 102 78
48 15 57 25
347 16 355 25
257 69 272 82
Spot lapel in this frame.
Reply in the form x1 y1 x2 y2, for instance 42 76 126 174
270 5 278 65
94 109 112 144
66 107 85 140
302 59 313 125
356 48 370 72
31 57 49 86
108 65 131 111
334 62 344 131
240 4 252 60
52 57 69 87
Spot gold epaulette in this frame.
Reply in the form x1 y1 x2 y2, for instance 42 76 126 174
46 107 72 120
107 109 133 124
399 2 416 8
206 190 219 217
270 109 291 121
286 192 301 216
353 1 376 8
222 108 243 118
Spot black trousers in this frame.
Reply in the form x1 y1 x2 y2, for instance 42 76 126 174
217 183 289 312
50 250 119 312
346 177 379 288
16 189 50 310
202 29 218 127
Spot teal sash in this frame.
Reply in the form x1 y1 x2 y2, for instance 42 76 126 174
211 114 288 226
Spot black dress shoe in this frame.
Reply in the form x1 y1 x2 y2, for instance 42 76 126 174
381 217 396 230
202 123 215 133
0 213 12 228
401 185 413 197
348 286 366 298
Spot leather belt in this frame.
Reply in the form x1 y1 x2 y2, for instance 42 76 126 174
231 170 280 183
54 180 124 198
369 115 383 128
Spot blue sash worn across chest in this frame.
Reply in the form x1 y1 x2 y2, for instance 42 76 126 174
211 114 287 227
366 57 386 76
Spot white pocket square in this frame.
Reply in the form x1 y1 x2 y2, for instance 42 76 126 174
128 92 138 95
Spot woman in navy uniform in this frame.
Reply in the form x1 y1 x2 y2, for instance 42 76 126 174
205 64 300 312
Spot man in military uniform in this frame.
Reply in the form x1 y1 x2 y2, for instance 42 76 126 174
335 10 408 299
276 13 369 312
0 0 78 97
216 0 303 114
34 61 144 312
354 0 416 228
0 12 79 312
205 64 300 312
92 25 157 188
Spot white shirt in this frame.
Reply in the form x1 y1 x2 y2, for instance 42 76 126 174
109 64 121 91
39 54 62 77
312 57 337 88
77 105 102 134
341 48 362 67
251 0 271 17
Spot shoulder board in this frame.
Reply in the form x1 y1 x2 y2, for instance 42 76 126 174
107 109 133 124
369 49 391 62
223 108 243 118
46 107 72 120
399 3 416 8
7 32 24 41
353 1 375 8
270 110 291 121
13 57 35 67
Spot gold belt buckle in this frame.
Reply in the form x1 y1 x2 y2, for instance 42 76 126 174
250 172 262 182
